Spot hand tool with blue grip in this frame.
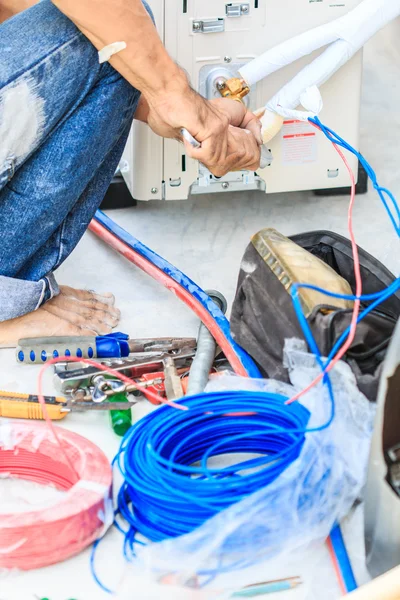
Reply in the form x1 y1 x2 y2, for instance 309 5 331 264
16 332 132 363
16 335 196 364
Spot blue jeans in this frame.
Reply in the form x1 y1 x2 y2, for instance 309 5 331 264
0 0 151 321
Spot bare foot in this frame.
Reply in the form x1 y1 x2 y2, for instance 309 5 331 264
0 286 121 347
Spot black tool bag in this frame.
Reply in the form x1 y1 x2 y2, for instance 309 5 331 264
231 230 400 401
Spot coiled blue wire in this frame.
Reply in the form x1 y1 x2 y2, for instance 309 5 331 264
116 390 312 550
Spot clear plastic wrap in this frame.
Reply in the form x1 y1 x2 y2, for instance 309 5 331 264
117 341 375 599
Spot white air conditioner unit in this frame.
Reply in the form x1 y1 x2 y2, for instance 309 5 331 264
120 0 363 201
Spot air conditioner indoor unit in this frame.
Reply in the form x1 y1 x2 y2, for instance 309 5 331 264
120 0 363 201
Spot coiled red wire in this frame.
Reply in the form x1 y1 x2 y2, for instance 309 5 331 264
0 422 112 570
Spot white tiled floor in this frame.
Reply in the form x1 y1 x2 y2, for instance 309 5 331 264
1 19 399 600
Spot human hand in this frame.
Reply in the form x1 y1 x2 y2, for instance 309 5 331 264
144 82 262 177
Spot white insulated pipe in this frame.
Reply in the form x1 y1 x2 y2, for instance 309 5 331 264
239 0 400 125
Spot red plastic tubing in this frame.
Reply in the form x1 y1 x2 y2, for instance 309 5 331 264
89 218 249 377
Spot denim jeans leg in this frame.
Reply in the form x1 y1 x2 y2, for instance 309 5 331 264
0 0 151 321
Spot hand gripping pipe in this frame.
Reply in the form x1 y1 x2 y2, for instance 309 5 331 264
239 0 400 125
89 210 357 594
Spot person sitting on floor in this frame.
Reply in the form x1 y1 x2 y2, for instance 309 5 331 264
0 0 262 346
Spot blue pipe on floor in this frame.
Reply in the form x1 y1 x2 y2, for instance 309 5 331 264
94 210 262 379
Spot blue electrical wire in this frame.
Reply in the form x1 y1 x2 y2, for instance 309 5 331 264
291 278 400 370
90 540 114 595
309 116 400 235
93 210 262 379
330 524 358 593
290 117 400 382
116 390 317 561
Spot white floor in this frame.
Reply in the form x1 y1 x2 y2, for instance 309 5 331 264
1 21 399 600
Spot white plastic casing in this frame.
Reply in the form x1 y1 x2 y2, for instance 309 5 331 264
121 0 363 201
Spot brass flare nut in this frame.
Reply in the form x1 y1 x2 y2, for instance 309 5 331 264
218 77 250 103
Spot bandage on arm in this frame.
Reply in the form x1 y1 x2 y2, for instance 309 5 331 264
51 0 187 98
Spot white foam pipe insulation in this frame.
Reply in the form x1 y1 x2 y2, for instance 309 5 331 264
239 0 400 143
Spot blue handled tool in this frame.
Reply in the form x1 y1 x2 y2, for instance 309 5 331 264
16 332 132 363
16 335 196 364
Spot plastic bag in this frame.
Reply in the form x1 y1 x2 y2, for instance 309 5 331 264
118 341 374 599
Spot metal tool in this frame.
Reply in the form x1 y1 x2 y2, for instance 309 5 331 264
181 128 201 149
16 334 195 363
2 339 196 421
53 346 196 400
163 356 185 400
187 290 227 395
91 374 126 403
216 76 250 103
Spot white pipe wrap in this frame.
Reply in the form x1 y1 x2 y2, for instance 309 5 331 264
239 0 400 121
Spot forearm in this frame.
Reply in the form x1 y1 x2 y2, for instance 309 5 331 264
52 0 261 175
51 0 188 98
0 0 39 23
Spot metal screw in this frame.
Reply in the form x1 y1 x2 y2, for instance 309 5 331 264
221 182 230 190
192 21 202 31
224 56 232 63
151 187 158 194
216 78 226 91
241 4 249 13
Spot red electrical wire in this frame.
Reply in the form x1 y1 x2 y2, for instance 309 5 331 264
0 421 112 570
327 536 347 596
287 124 362 405
37 355 188 415
0 355 187 571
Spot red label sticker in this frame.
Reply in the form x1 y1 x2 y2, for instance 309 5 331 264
282 120 317 166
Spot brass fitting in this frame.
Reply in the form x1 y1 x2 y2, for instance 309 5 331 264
217 77 250 103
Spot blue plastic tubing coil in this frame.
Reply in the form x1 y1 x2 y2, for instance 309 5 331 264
116 390 310 542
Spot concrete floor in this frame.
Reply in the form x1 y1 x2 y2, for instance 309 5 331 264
1 19 399 600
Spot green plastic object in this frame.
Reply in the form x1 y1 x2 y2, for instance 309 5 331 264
103 375 132 436
109 391 132 436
